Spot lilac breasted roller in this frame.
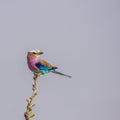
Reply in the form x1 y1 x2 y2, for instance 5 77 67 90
27 50 72 78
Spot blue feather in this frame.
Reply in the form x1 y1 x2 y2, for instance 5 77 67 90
35 62 51 74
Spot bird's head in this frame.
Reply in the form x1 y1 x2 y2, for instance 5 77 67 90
28 49 44 57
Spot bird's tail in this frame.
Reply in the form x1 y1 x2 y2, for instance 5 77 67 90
52 70 72 78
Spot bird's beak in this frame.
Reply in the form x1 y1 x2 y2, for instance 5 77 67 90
40 52 44 54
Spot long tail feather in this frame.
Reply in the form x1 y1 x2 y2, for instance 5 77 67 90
52 70 72 78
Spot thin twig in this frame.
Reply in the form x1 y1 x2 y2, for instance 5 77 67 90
24 72 41 120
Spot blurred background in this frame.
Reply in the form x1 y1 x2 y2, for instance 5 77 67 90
0 0 120 120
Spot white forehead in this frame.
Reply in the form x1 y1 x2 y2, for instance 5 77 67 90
30 49 40 53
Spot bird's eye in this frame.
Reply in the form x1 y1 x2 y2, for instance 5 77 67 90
32 52 36 54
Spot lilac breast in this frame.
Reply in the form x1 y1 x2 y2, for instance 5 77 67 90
27 57 39 71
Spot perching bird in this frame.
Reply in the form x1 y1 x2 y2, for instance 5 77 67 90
27 50 72 78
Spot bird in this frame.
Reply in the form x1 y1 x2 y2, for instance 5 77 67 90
27 49 72 78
